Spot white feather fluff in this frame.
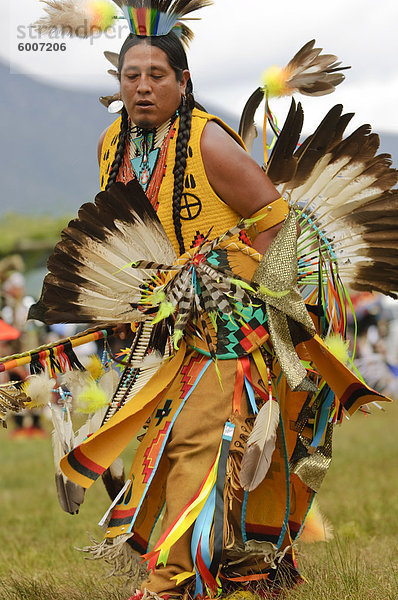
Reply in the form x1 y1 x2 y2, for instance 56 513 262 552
23 373 56 407
239 400 280 491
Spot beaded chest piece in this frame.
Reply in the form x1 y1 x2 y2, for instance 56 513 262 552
129 116 176 192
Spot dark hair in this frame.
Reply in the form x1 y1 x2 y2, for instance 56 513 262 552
105 32 194 255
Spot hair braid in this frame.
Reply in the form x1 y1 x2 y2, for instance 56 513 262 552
105 107 129 191
172 89 194 255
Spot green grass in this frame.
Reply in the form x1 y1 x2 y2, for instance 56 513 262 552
1 402 397 599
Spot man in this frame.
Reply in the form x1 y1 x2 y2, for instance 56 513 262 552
29 2 394 599
94 30 292 598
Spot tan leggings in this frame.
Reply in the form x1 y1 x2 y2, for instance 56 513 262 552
141 355 248 595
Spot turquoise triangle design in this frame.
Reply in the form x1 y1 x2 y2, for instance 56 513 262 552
131 148 160 192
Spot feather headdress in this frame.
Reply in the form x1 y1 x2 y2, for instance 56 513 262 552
34 0 212 43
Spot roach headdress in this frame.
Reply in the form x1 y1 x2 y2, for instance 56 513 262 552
34 0 213 44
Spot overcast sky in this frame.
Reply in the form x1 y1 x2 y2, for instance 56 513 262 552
2 0 398 134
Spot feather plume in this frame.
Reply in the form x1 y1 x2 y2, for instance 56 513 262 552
266 98 303 185
239 400 280 491
34 0 212 43
23 373 56 408
76 380 109 413
34 0 118 37
81 354 105 381
55 472 85 514
60 369 91 399
325 334 350 365
98 368 119 398
262 40 349 98
130 350 165 369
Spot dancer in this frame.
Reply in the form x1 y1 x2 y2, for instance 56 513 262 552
1 1 396 598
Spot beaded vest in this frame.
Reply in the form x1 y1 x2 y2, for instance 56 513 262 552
99 108 249 256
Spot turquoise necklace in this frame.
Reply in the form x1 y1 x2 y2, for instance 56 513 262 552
129 115 176 192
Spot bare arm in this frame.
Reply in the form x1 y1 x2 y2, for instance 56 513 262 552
201 121 283 254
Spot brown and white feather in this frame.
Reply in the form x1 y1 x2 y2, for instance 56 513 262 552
239 400 280 491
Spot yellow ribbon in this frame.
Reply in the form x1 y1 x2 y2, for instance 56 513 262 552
152 441 222 563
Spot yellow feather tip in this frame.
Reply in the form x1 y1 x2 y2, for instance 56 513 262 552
261 66 292 98
85 354 105 381
173 329 184 350
88 1 117 31
150 289 166 306
76 380 109 414
152 301 175 324
325 334 350 365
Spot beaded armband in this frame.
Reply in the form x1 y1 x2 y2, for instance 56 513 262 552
246 197 289 241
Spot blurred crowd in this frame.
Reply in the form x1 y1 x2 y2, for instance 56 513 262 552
349 293 398 400
0 263 107 437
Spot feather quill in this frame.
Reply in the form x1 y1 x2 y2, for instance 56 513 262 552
239 400 280 491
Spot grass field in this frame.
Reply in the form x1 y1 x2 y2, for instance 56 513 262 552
1 401 397 600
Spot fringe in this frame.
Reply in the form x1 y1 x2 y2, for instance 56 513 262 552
141 588 174 600
78 533 148 586
223 452 243 550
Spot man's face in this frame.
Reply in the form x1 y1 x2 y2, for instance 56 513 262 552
120 43 190 129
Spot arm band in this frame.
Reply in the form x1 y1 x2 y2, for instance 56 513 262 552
246 197 289 241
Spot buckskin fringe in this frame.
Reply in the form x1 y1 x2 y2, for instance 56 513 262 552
78 533 147 585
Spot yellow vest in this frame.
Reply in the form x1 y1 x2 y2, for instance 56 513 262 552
99 108 247 255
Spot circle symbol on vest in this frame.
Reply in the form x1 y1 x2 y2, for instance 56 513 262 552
180 193 202 220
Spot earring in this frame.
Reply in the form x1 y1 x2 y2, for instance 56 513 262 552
181 94 187 107
108 99 124 114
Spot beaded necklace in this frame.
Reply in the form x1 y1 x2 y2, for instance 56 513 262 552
117 114 178 211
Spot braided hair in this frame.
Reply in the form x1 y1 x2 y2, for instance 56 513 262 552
172 80 194 255
105 106 129 191
105 32 194 255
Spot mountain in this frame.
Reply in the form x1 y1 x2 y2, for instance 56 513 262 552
1 62 397 217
